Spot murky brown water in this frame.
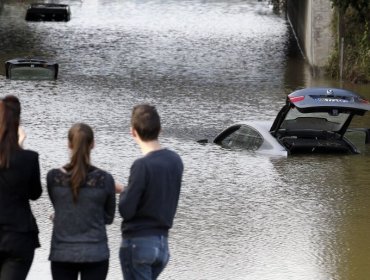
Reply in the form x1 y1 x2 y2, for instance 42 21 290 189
1 0 370 279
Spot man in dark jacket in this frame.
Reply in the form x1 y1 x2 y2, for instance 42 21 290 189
119 104 183 280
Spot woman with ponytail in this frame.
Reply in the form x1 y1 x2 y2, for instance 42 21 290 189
47 123 116 280
0 95 42 280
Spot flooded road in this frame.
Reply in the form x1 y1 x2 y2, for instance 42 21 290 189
1 0 370 279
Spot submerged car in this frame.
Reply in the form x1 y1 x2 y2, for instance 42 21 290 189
25 3 71 21
200 87 370 156
5 58 58 80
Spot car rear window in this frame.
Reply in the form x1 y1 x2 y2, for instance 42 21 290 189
8 66 56 80
281 108 349 131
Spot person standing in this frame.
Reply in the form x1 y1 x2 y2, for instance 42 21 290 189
47 123 116 280
0 95 42 280
119 104 183 280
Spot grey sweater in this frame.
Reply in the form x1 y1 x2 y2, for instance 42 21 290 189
47 166 115 262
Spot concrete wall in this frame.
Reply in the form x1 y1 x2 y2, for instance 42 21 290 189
287 0 335 74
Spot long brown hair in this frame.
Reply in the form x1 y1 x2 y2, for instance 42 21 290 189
0 95 21 169
64 123 94 203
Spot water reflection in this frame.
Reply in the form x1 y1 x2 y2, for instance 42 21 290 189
1 0 370 280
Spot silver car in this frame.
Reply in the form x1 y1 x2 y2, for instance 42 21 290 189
201 87 370 156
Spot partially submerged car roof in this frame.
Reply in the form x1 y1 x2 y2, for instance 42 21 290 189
25 3 71 22
287 87 370 113
5 57 58 80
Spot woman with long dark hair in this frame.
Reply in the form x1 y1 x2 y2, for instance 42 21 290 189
47 123 116 280
0 95 42 280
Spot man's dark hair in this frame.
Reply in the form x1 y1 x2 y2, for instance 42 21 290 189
131 104 161 141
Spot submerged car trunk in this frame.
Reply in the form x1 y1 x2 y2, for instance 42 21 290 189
269 88 370 155
276 130 358 155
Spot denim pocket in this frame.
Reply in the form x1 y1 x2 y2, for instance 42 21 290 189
132 244 159 265
121 239 131 249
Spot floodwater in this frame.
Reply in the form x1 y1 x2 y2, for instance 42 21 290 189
1 0 370 279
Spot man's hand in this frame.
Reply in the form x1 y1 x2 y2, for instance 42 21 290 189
115 183 124 194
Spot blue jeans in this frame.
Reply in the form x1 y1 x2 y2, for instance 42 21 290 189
119 236 169 280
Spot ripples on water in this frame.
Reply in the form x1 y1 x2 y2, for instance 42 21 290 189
1 0 370 279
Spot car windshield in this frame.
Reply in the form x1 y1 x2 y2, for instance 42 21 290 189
280 107 350 131
9 66 56 80
219 125 263 150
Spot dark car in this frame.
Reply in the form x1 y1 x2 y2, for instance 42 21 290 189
5 58 58 80
25 3 71 21
200 87 370 156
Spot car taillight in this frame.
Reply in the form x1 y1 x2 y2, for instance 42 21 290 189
289 96 305 103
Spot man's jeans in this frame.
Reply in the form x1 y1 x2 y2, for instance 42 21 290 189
119 235 169 280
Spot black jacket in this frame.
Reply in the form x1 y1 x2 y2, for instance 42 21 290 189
0 149 42 258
